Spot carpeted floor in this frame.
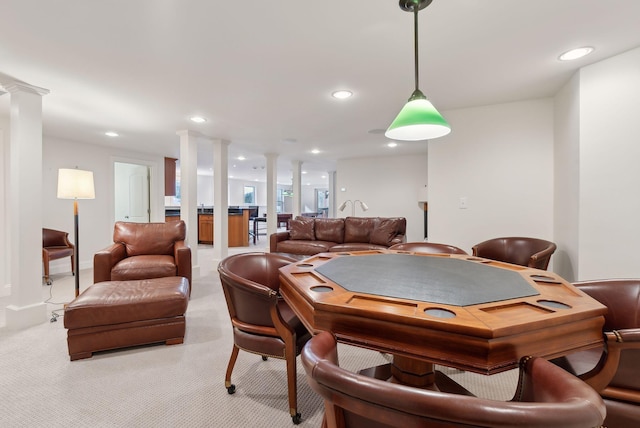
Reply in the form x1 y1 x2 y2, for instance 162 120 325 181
0 247 518 427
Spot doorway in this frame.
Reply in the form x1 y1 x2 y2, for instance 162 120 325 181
114 162 150 223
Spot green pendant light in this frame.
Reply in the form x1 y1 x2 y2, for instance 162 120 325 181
385 0 450 141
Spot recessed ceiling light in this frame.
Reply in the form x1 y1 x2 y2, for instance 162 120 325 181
190 116 207 123
387 142 398 148
332 90 353 99
559 46 594 61
237 156 245 161
311 149 320 154
105 131 119 137
302 171 308 174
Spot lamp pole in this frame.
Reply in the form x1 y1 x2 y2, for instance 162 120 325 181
73 198 80 297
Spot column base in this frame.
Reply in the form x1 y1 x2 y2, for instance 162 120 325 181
5 302 47 330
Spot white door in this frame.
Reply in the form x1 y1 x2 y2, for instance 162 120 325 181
114 162 150 223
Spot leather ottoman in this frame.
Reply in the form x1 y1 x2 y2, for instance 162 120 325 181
64 276 189 360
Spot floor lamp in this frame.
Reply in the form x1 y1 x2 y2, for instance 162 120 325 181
57 168 95 298
418 185 428 240
338 199 369 217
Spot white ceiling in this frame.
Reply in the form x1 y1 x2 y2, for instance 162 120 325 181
2 0 640 187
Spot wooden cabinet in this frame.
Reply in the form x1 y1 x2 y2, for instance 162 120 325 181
228 210 249 247
197 210 249 247
164 157 177 196
198 214 214 244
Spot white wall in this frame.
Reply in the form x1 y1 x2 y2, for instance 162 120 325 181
43 137 165 275
577 47 640 279
428 99 555 255
0 121 7 295
337 153 428 242
554 73 581 281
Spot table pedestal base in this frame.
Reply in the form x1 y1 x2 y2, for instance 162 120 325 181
359 355 474 395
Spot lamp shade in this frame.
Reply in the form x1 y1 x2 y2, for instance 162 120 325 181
357 200 369 211
57 168 95 199
385 97 451 141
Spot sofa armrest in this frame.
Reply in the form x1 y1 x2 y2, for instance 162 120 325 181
270 231 291 252
93 243 126 283
174 240 192 294
389 234 406 246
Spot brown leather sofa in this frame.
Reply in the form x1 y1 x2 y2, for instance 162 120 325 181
302 331 605 428
270 216 406 256
94 221 192 293
42 228 75 285
552 279 640 427
472 236 556 270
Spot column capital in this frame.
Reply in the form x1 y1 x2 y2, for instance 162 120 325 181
176 129 203 139
208 138 231 147
1 80 49 96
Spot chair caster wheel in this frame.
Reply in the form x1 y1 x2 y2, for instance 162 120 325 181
292 413 301 424
262 356 268 361
227 384 236 394
46 280 52 285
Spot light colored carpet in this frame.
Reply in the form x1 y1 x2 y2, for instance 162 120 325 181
0 248 518 427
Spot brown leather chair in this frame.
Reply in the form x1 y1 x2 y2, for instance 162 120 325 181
302 331 605 428
218 252 311 424
552 279 640 428
472 236 556 270
389 241 468 254
42 228 75 285
93 221 192 294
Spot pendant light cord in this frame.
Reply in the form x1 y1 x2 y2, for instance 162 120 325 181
413 3 419 92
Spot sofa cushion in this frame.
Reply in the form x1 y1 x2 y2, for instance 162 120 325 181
330 243 389 252
276 240 335 255
64 277 189 330
289 216 315 240
370 217 402 246
314 218 345 243
344 217 377 243
114 221 185 256
111 255 177 281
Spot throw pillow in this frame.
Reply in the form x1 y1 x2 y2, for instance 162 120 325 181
370 218 399 246
314 218 345 243
289 216 315 240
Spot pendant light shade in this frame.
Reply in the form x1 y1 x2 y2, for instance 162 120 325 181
386 0 450 141
385 90 450 140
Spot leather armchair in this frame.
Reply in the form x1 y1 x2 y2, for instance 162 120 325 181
553 279 640 427
218 252 311 424
302 331 605 428
472 236 556 270
389 241 468 254
93 221 192 294
42 228 75 285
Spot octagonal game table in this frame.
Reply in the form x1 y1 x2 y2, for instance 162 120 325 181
279 250 607 389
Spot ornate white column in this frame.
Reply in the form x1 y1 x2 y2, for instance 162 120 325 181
265 153 278 244
212 139 229 261
328 170 337 217
4 80 49 329
176 130 200 277
291 160 302 216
